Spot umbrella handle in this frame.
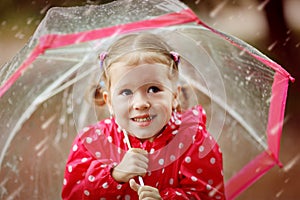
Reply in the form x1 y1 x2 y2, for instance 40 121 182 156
123 130 145 186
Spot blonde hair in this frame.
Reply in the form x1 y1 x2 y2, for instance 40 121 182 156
93 33 180 106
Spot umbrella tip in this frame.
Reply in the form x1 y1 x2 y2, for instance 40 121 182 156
289 75 295 83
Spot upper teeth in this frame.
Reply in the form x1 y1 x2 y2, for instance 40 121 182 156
134 117 152 122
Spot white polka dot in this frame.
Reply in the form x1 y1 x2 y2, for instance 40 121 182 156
76 180 81 184
83 127 90 132
178 142 184 149
63 178 67 185
125 195 131 200
170 155 176 161
117 195 121 199
175 119 181 125
118 147 121 154
192 109 199 116
185 156 191 163
86 137 92 144
199 145 204 152
206 184 212 190
158 159 164 165
72 144 78 151
156 182 159 187
88 175 95 182
208 179 214 185
102 182 109 188
169 178 174 185
81 158 88 163
84 190 90 196
191 176 197 182
161 168 165 174
210 157 216 164
95 152 101 158
68 165 72 173
172 130 178 135
199 125 203 130
171 125 176 129
197 168 203 174
107 136 112 143
117 184 122 190
95 129 101 135
104 119 111 124
149 148 155 154
202 109 206 115
175 191 182 196
209 136 213 140
100 164 107 168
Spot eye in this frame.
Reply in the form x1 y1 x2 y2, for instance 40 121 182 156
120 89 133 96
148 86 161 93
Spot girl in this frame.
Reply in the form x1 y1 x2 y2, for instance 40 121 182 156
62 33 225 199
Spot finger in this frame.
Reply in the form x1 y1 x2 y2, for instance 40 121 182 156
138 186 161 199
129 179 140 192
130 148 148 155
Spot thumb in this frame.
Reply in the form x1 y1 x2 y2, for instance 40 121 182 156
129 178 140 192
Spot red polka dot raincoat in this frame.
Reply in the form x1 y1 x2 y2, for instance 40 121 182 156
62 106 225 199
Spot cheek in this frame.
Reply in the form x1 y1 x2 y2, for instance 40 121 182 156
111 97 128 114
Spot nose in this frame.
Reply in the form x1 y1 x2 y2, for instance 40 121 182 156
132 92 150 110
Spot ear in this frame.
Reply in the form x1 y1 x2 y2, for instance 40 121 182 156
172 85 181 109
103 91 113 113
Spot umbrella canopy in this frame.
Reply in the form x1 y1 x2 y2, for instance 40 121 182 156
0 0 294 199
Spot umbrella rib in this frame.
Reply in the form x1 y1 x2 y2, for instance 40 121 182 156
183 75 268 149
0 54 95 167
40 65 98 101
38 55 89 62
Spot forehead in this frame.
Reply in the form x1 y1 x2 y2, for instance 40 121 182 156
109 63 173 88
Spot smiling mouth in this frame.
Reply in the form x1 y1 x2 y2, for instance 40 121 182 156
131 115 154 123
132 116 153 122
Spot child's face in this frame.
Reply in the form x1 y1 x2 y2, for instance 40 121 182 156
103 63 179 141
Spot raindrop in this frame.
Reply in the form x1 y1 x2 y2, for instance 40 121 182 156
282 155 300 172
41 114 56 130
239 49 246 56
195 0 201 5
40 4 51 15
26 17 34 25
268 41 278 51
257 0 270 11
209 1 228 18
8 98 13 105
59 117 66 124
275 189 284 198
1 21 7 26
11 25 18 31
15 31 25 39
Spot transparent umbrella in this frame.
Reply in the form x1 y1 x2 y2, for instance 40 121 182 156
0 0 294 199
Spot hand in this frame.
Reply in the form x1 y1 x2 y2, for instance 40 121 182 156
112 148 148 183
130 179 162 200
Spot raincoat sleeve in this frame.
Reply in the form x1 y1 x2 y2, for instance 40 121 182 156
160 106 225 200
61 126 128 199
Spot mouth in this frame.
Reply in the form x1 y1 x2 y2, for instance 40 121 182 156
131 114 155 124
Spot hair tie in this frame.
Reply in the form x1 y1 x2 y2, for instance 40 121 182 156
170 51 180 64
99 52 108 69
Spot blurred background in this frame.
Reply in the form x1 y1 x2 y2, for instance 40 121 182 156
0 0 299 199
